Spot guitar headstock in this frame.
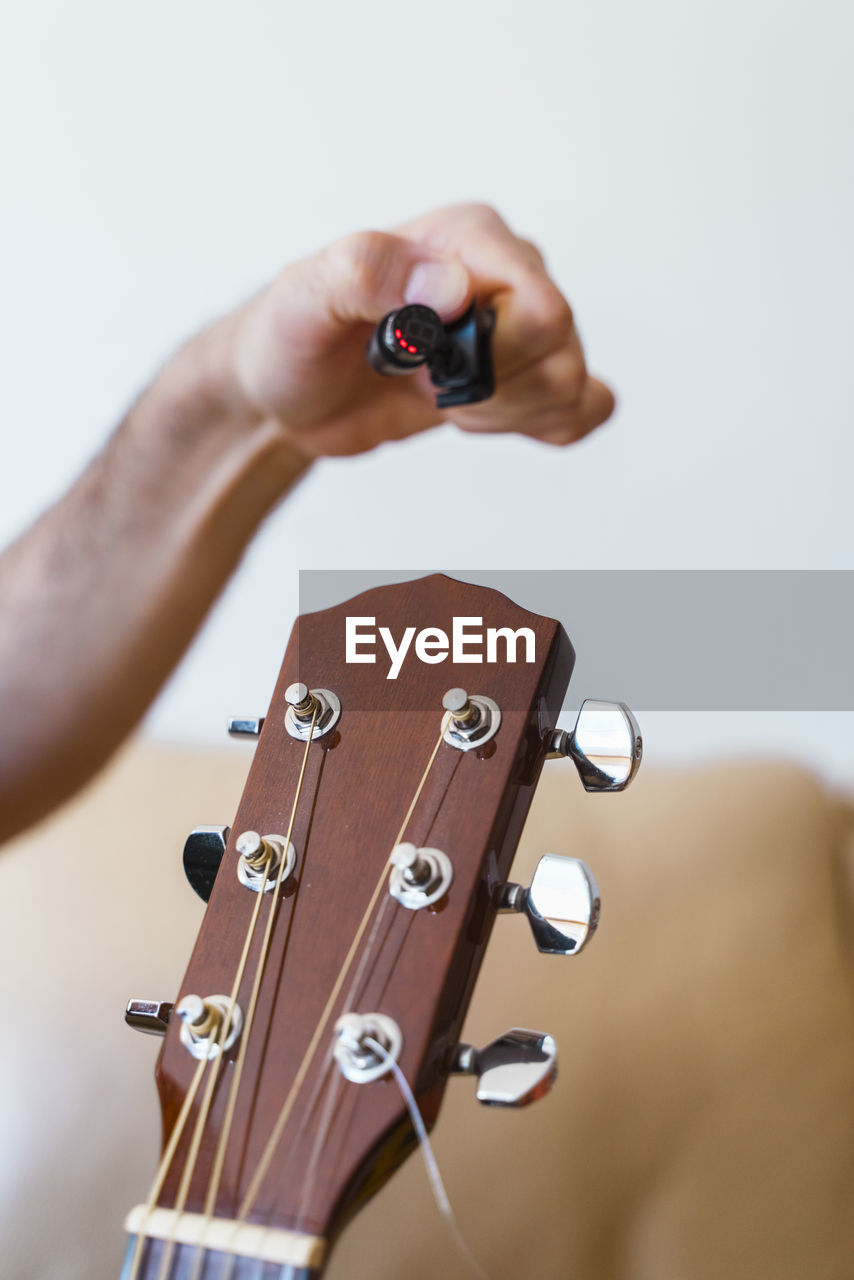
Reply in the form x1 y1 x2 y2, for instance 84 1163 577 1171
123 574 641 1278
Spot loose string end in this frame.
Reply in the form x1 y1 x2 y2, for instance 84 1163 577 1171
364 1037 491 1280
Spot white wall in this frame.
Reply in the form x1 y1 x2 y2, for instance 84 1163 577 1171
1 1 852 779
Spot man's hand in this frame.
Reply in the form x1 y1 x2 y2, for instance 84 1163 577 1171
228 202 615 457
0 201 614 845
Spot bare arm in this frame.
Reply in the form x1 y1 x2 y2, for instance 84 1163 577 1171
0 322 308 841
0 203 614 844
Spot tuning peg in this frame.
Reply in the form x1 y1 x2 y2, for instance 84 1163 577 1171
182 825 231 902
547 699 642 791
451 1028 557 1106
227 716 265 738
125 999 174 1036
497 854 600 955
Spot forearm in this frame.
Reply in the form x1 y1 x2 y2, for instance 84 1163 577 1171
0 319 309 843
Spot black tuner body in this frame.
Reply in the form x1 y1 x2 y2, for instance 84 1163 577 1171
368 301 496 408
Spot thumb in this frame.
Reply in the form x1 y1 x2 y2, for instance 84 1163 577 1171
317 229 471 326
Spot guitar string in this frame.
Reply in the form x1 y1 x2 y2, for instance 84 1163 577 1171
249 896 478 1280
288 894 401 1239
240 897 410 1266
338 734 463 1018
228 711 453 1247
288 1057 345 1267
213 869 414 1280
258 730 458 1272
126 880 267 1280
159 713 319 1280
128 703 318 1280
285 747 458 1241
335 737 461 1028
289 899 411 1238
123 1055 208 1280
364 1037 490 1280
184 705 320 1280
154 1002 241 1280
251 722 462 1266
210 1040 339 1280
238 894 407 1278
228 1040 338 1280
211 775 426 1280
152 839 285 1280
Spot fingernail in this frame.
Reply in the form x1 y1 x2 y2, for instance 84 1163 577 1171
404 259 469 317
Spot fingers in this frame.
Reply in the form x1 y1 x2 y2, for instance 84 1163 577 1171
453 344 616 444
243 228 472 370
316 230 471 329
523 377 616 445
397 202 584 379
234 228 472 419
397 203 616 446
234 200 615 457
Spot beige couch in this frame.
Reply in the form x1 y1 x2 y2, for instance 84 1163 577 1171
2 742 853 1280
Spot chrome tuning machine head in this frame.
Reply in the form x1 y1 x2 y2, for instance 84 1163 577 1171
227 716 265 738
284 682 341 742
497 854 600 955
451 1028 558 1107
442 687 501 752
124 999 174 1036
182 825 230 903
547 699 642 792
389 842 453 909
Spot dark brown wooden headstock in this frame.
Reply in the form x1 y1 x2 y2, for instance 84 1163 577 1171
128 574 574 1278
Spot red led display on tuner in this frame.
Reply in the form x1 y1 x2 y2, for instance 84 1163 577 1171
371 302 495 407
378 304 449 369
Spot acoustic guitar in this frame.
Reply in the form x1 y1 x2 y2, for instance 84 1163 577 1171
121 573 641 1280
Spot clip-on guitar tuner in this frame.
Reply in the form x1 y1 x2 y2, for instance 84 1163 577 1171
368 301 496 408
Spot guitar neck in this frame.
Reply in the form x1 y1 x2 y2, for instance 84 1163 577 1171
121 1234 324 1280
123 574 589 1280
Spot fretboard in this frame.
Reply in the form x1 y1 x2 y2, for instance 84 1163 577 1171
121 1234 319 1280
